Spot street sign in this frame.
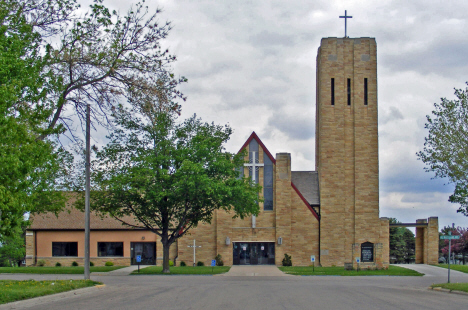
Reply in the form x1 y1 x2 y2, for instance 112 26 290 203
136 255 142 263
355 257 360 263
211 260 216 267
440 235 460 240
310 255 315 262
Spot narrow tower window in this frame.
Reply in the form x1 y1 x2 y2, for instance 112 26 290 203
347 78 351 106
331 78 335 105
364 78 368 105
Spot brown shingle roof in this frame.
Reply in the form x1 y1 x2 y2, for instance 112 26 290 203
29 195 143 230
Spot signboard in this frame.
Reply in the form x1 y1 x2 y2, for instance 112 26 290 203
136 255 142 263
361 242 374 262
211 259 216 267
243 246 246 251
261 246 264 250
440 235 460 240
355 257 360 263
310 255 315 262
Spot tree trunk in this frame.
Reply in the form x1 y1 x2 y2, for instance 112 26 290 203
162 241 171 274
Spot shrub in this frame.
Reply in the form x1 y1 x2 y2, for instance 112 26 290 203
71 261 79 267
37 260 45 267
169 260 174 267
55 262 61 267
105 261 114 266
282 254 292 266
197 261 204 266
180 261 186 267
90 261 94 267
215 254 224 266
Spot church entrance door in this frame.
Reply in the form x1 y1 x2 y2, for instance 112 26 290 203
233 242 275 265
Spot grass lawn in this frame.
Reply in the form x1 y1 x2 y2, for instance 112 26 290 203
432 282 468 293
0 266 124 274
0 280 100 305
279 265 423 276
132 266 231 275
435 264 468 274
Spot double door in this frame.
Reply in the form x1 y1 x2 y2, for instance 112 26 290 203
233 242 275 265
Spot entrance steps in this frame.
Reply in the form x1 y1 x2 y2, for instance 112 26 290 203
221 265 290 277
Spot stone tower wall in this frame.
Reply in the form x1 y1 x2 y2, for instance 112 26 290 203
316 37 384 267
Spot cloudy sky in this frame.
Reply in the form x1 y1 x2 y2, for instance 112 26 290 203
80 0 468 230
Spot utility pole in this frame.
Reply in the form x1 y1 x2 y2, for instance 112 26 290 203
84 104 91 280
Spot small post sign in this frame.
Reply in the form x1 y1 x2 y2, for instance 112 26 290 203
136 255 142 273
440 231 460 283
310 255 315 272
355 257 360 272
211 259 216 273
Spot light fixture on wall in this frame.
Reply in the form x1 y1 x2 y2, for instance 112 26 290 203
141 236 145 240
278 237 282 245
225 237 230 245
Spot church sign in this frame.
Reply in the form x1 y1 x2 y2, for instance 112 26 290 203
361 242 374 262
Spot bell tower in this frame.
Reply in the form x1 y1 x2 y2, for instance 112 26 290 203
316 37 388 268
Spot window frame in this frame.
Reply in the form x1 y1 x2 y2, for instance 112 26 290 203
52 242 78 257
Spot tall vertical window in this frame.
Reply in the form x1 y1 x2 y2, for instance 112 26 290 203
263 155 273 211
331 78 335 105
364 78 368 105
347 78 351 106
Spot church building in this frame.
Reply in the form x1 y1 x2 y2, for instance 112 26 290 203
26 37 439 268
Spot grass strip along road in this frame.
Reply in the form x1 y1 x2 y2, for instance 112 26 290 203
0 266 124 274
279 265 423 276
132 266 231 275
431 283 468 293
434 264 468 273
0 280 100 305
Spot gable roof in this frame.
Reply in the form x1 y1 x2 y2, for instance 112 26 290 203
291 171 320 206
238 132 276 164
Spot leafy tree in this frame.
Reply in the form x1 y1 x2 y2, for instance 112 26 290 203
84 110 261 273
440 226 468 264
0 0 72 235
0 226 26 267
389 218 415 263
417 83 468 216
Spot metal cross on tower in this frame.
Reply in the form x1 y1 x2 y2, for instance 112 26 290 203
339 10 353 38
244 151 263 228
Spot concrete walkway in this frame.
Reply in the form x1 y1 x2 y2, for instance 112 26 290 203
92 265 151 276
394 264 468 282
221 265 289 276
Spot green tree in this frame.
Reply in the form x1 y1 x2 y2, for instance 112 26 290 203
389 218 415 263
0 0 72 235
84 110 261 273
0 227 25 267
417 83 468 216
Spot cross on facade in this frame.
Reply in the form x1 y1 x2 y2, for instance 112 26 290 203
187 239 202 266
244 151 264 183
244 151 263 228
339 10 353 38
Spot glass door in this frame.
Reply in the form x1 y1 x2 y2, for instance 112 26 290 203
131 242 156 265
239 243 250 265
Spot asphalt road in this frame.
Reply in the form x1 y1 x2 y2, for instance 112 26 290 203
1 265 467 310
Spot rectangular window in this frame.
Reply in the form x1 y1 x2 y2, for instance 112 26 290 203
347 78 351 106
364 78 368 105
331 78 335 105
98 242 124 257
263 156 273 211
52 242 78 257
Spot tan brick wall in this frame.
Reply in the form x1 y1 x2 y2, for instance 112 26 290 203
415 219 426 264
316 38 386 267
427 217 439 265
35 257 132 267
25 232 35 266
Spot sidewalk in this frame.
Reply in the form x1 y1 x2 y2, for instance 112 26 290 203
221 265 289 277
92 265 151 276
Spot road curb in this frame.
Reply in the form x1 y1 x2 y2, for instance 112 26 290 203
429 287 468 296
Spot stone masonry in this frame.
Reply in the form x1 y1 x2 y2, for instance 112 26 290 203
316 37 388 268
